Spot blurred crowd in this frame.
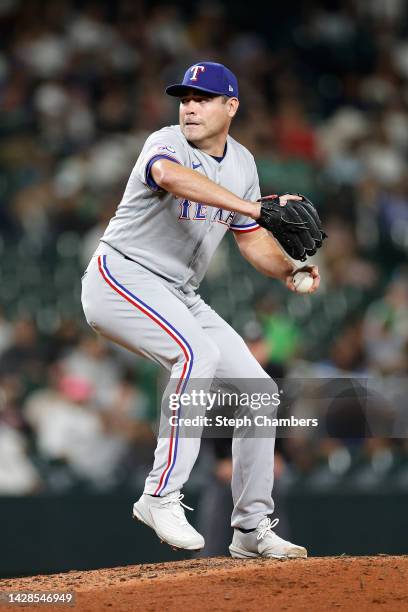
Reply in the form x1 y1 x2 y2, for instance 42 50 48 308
1 0 408 499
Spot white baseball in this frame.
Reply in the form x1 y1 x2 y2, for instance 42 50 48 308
293 271 314 293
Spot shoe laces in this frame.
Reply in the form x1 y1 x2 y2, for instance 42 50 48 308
160 492 194 519
257 517 279 541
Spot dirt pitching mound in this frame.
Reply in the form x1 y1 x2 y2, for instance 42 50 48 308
1 555 407 611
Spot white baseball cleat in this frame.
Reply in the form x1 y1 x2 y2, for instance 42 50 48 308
229 517 307 559
132 490 205 551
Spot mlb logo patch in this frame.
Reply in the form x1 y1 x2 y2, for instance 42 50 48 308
157 145 176 154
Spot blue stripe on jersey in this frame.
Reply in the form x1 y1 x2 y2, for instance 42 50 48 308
230 222 259 229
145 154 181 190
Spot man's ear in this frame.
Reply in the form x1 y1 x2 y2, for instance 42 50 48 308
227 97 239 118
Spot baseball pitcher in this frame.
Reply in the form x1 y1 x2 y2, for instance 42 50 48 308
81 61 325 558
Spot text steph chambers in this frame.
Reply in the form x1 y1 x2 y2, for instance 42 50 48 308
168 415 319 428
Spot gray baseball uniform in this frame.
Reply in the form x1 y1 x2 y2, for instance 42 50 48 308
81 125 277 529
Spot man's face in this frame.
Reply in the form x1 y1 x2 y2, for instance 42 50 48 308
179 90 238 143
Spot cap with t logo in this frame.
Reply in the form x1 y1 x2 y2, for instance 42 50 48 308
166 62 239 99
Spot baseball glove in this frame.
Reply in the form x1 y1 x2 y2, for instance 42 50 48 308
257 193 327 261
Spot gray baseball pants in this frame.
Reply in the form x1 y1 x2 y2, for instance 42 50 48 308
81 242 276 529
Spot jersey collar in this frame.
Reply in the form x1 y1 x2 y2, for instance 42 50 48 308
187 139 228 163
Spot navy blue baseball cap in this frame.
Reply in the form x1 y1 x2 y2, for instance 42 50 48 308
166 62 239 99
